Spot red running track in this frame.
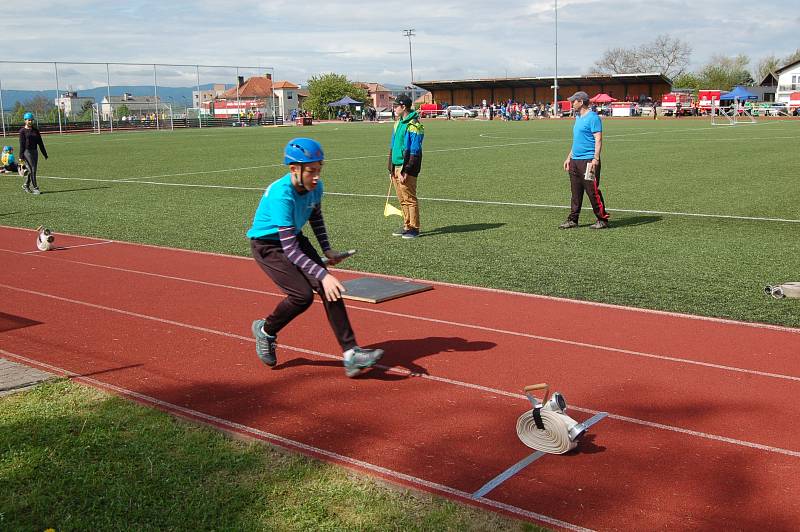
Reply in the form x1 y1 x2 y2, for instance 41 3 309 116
2 225 800 531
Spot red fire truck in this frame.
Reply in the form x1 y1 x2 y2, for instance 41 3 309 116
697 90 722 112
661 91 694 116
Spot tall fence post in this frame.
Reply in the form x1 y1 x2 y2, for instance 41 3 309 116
153 64 160 130
54 62 63 134
236 66 240 125
106 63 113 133
0 78 6 137
196 65 202 129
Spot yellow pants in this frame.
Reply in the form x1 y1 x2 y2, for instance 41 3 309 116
392 166 419 230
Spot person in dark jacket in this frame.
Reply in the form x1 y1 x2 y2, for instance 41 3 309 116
19 112 48 194
387 94 424 239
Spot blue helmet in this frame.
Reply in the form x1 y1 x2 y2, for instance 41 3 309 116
2 146 11 152
284 138 324 165
23 112 34 120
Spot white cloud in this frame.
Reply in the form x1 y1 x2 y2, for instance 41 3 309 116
0 0 797 90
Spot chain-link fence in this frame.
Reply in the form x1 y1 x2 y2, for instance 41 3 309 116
0 61 280 137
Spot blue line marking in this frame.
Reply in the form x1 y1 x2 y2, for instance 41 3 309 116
472 412 608 499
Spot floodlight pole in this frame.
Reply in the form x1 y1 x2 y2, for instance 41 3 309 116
553 0 558 116
403 29 415 85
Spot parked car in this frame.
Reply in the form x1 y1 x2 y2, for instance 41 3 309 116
766 103 789 116
443 105 478 118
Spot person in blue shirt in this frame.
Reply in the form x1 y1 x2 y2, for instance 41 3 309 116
560 91 610 229
247 137 383 377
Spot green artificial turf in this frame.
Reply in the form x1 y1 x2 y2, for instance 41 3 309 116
1 117 798 326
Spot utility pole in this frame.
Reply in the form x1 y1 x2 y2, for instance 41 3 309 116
553 0 559 115
403 29 416 86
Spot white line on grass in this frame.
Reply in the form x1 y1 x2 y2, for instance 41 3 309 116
0 347 590 531
31 174 800 224
2 252 798 382
1 289 799 461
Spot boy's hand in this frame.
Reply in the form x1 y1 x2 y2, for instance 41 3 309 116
321 274 345 302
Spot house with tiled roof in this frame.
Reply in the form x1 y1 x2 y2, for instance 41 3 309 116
272 80 301 120
355 82 393 112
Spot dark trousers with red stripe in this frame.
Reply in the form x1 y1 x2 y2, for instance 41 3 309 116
251 234 357 351
567 158 609 223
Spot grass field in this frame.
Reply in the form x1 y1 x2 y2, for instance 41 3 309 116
1 117 798 326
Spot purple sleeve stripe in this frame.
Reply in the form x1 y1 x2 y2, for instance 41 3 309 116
277 226 327 280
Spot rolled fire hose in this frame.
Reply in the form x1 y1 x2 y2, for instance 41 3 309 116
764 282 800 299
516 383 583 455
36 226 55 251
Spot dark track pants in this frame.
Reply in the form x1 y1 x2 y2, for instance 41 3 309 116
23 149 38 189
567 158 609 223
250 234 357 351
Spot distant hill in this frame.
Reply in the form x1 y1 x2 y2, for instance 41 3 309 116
0 83 232 111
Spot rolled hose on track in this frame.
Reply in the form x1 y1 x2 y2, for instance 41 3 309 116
516 383 586 455
764 282 800 299
516 408 579 454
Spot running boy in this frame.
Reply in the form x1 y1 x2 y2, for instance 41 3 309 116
247 138 383 377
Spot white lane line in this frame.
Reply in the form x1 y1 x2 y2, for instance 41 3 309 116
2 225 800 334
21 240 114 254
0 347 590 531
2 287 799 461
2 251 799 381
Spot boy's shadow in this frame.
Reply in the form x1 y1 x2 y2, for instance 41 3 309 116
274 336 496 379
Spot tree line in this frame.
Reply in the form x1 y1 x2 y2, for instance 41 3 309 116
593 34 800 92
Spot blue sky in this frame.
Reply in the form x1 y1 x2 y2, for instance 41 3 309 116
1 0 797 90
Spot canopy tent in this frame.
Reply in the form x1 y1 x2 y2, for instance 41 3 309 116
720 86 757 101
327 96 362 107
590 93 617 103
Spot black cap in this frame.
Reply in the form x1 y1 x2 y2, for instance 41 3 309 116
394 94 413 108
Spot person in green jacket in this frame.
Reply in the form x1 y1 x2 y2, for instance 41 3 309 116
387 94 424 239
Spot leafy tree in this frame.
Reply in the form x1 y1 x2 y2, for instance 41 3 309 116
302 73 370 120
672 72 703 91
114 104 131 119
25 95 55 116
593 34 692 79
699 54 754 91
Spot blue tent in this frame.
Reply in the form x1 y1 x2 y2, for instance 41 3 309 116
720 86 757 100
327 96 362 106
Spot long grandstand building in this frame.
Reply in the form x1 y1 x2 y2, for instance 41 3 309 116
413 73 672 106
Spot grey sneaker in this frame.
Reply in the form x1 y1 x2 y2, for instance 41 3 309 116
392 227 406 236
401 229 420 239
343 347 384 377
559 220 578 229
31 187 41 195
589 220 610 229
22 184 31 193
251 319 277 366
